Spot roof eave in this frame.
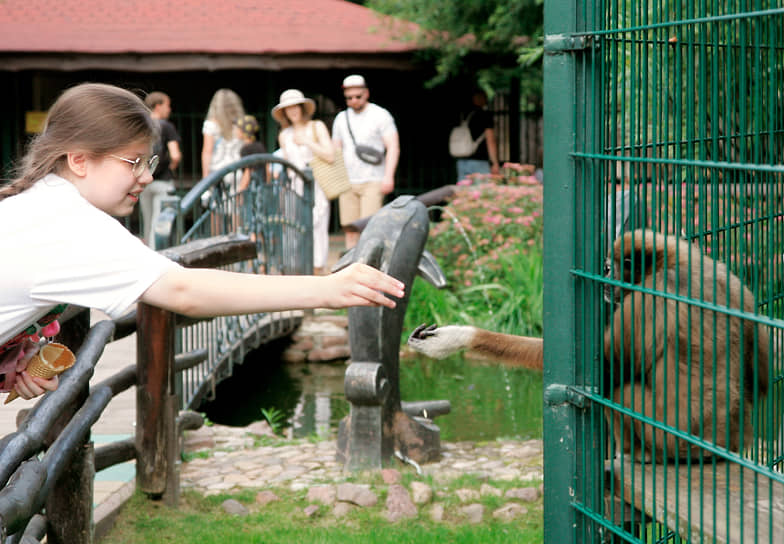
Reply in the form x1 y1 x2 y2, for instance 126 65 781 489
0 51 419 72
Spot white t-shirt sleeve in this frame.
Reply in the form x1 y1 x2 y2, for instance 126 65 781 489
0 177 183 345
12 180 183 319
30 213 180 319
331 112 346 145
378 107 397 139
202 119 220 138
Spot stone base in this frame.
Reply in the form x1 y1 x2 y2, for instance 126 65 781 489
390 410 441 464
336 409 442 470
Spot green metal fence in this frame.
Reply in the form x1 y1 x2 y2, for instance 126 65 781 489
543 2 784 543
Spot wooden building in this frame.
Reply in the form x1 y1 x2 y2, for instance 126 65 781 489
0 0 527 195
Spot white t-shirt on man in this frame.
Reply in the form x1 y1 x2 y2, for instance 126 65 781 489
0 174 181 346
332 103 397 184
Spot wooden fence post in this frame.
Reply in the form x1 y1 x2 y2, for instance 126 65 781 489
45 308 93 544
135 303 178 505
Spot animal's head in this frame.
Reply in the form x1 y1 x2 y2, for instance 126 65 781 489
603 229 665 304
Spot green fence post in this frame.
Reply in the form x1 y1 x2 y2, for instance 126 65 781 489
542 43 578 544
543 3 582 543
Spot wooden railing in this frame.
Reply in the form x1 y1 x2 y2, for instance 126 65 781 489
0 235 263 544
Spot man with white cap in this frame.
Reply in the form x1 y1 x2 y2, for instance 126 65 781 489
332 74 400 249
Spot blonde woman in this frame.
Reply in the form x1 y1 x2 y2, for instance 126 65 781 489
201 89 245 178
272 89 334 275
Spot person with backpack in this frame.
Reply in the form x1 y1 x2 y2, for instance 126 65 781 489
450 89 500 183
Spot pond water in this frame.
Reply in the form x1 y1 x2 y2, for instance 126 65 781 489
199 339 543 442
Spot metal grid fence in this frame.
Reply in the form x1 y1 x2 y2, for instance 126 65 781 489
544 2 784 543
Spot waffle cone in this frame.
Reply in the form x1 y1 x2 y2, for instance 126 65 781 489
5 343 75 404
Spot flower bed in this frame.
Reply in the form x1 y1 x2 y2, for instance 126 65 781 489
405 164 544 337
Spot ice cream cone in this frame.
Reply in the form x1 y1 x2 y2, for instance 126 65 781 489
5 343 75 404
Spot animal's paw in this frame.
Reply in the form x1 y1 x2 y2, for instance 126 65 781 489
409 324 438 341
407 324 473 359
408 324 436 355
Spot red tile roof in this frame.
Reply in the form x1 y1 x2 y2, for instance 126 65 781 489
0 0 417 55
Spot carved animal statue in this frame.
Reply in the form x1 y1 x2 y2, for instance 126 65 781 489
408 229 770 461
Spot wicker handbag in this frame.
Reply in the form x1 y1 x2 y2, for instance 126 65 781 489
309 123 351 200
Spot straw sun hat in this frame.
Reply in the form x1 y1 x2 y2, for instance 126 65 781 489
271 89 316 126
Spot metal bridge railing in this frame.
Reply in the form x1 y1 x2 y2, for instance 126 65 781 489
153 154 315 409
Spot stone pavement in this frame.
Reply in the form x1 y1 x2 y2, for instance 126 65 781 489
180 422 544 523
181 424 544 495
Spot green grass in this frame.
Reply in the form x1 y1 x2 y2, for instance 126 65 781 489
103 481 544 544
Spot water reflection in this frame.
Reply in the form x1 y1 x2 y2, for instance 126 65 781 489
287 364 348 440
399 355 543 441
201 343 543 443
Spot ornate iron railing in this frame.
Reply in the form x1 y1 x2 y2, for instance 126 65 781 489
154 154 315 409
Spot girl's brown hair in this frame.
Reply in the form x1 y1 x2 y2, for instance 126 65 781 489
1 83 157 201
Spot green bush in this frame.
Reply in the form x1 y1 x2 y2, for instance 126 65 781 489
405 164 543 337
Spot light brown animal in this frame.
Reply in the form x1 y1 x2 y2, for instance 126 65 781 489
408 229 770 461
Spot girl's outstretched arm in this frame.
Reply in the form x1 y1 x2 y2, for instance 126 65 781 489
139 262 405 317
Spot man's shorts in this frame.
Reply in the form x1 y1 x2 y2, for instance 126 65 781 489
338 181 383 227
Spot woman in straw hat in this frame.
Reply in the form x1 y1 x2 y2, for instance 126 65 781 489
272 89 335 275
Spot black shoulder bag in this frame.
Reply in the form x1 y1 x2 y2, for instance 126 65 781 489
344 111 385 165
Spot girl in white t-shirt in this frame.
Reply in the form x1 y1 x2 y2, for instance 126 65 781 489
0 83 405 403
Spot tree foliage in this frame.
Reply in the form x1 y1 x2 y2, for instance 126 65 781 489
367 0 543 109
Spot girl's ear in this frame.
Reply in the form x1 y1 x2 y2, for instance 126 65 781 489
66 152 88 177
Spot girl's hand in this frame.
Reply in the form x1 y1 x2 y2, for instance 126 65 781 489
326 263 405 309
12 346 59 400
13 372 59 401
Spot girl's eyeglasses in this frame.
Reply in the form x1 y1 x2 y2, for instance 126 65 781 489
110 154 159 178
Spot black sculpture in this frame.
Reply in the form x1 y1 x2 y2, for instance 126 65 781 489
333 196 449 471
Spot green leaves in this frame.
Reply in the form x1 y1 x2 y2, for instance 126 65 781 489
261 407 287 436
367 0 543 98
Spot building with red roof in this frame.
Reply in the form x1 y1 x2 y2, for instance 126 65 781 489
0 0 419 71
0 0 524 192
